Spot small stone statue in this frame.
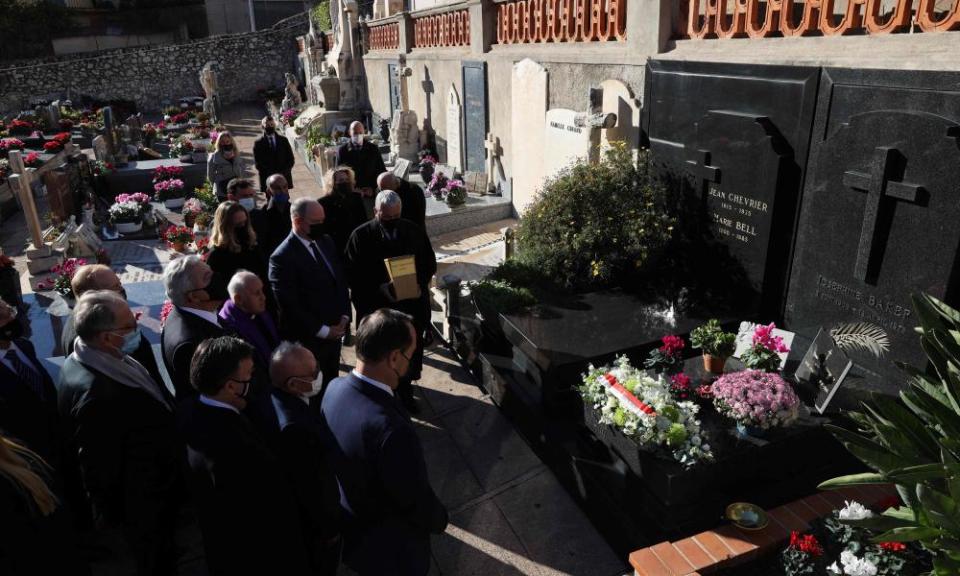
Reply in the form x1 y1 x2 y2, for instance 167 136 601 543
281 72 303 112
199 61 221 123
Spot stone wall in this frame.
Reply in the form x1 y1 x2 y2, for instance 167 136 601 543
0 12 308 115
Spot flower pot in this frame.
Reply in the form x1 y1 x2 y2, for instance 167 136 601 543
171 241 186 253
164 197 185 210
703 354 727 374
116 220 142 234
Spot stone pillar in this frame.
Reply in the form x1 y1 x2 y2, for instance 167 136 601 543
399 13 414 54
469 0 494 54
627 0 674 56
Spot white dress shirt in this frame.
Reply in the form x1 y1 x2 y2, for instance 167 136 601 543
0 341 37 374
199 394 240 414
352 369 394 397
181 307 221 327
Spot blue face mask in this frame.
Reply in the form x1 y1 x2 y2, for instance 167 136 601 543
238 197 256 211
113 327 141 355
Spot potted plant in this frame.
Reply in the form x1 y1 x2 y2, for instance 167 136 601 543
440 178 467 206
154 178 186 209
36 257 87 302
0 138 25 158
163 225 194 252
193 211 212 238
182 198 204 228
23 152 43 168
142 123 158 147
109 201 144 234
711 369 799 438
168 137 195 161
643 335 686 375
8 119 34 136
418 154 437 182
690 319 737 374
740 322 790 372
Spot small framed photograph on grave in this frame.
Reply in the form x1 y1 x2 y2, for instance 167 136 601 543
733 321 795 371
794 328 853 414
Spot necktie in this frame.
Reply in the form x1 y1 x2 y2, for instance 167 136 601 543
310 242 334 276
5 349 45 401
270 136 276 150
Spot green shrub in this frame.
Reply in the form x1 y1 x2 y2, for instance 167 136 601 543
690 319 737 358
515 144 675 291
469 279 536 316
819 293 960 574
487 259 552 294
311 0 332 32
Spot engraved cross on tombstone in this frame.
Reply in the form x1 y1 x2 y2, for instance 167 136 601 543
842 146 924 282
686 149 721 201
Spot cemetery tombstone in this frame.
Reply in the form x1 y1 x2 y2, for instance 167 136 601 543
542 109 593 179
461 62 487 173
511 59 548 212
643 60 820 319
446 84 463 172
785 68 960 391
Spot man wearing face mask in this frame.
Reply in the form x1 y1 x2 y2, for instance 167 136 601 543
251 173 293 257
336 121 386 206
253 116 295 196
269 341 342 576
161 256 231 399
376 171 426 230
225 177 257 212
269 198 351 391
344 191 437 413
181 336 310 576
59 290 180 576
320 309 448 576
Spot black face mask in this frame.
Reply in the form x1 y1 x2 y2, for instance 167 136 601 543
334 182 352 196
234 225 250 245
264 127 275 135
381 219 399 234
309 223 326 240
220 144 234 152
0 318 23 341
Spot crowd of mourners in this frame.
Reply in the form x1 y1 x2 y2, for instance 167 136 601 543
0 118 448 576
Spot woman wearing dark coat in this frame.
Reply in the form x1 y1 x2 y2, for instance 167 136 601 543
318 165 369 257
205 202 275 312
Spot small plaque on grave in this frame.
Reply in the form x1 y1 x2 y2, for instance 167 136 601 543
794 328 853 414
733 321 795 371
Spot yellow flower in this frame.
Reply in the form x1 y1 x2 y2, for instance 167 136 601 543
591 260 602 277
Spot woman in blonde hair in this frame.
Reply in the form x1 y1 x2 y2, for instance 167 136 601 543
206 201 273 309
207 131 244 201
318 165 368 256
0 432 89 575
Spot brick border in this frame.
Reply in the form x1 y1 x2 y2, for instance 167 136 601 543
629 484 899 575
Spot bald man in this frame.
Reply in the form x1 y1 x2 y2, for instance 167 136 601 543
60 264 164 388
377 171 426 230
336 121 386 198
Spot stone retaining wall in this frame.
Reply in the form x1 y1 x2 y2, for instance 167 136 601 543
0 12 308 115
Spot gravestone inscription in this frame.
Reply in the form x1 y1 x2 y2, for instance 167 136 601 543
785 68 960 389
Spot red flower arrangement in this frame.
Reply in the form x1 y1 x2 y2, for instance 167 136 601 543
644 334 686 374
8 119 34 135
660 335 686 356
170 112 189 124
879 541 907 553
669 373 692 400
52 132 71 143
43 140 64 153
152 165 184 183
0 138 25 152
162 225 194 249
789 531 823 557
23 152 42 168
695 383 713 399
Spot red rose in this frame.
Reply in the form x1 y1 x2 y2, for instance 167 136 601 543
879 541 907 553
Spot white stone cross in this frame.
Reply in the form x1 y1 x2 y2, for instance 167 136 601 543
484 132 502 192
396 54 413 113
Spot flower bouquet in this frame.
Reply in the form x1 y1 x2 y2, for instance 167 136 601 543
154 178 186 209
644 335 686 374
168 137 194 160
580 356 713 467
8 119 34 136
43 140 64 153
162 225 194 252
23 152 42 168
280 108 299 126
778 500 931 576
90 160 114 177
37 257 87 297
711 369 799 435
418 153 437 181
740 322 790 372
0 138 25 156
115 192 152 213
152 165 184 183
426 172 448 196
182 198 205 228
109 201 145 234
440 178 467 206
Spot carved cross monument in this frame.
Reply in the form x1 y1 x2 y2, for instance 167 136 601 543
484 132 502 193
396 54 412 112
389 54 418 163
842 146 923 282
686 149 721 201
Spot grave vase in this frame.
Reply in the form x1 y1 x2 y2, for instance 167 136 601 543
116 220 142 234
164 197 185 210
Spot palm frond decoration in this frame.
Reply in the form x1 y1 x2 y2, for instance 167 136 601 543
829 322 890 358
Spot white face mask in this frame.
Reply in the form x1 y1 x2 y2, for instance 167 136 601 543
302 373 324 399
352 134 364 146
238 197 255 211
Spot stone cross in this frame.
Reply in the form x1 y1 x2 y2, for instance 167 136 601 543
842 146 923 282
484 132 502 192
685 149 721 201
395 54 413 113
6 151 44 250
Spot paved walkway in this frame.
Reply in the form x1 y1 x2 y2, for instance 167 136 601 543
0 106 626 575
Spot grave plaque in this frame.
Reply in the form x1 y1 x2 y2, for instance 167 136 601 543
543 109 592 179
785 68 960 389
644 60 820 318
462 62 487 173
446 84 463 172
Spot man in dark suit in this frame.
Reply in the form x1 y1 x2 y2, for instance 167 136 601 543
181 336 310 576
320 309 448 576
59 291 180 576
269 197 351 389
251 173 292 257
0 297 60 466
270 341 342 575
345 191 437 412
160 255 229 398
336 121 386 202
60 264 164 387
377 171 427 230
253 115 295 194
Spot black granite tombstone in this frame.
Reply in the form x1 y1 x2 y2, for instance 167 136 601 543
644 60 820 319
461 61 487 173
785 68 960 394
387 63 400 119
